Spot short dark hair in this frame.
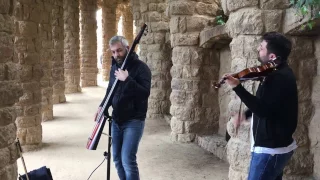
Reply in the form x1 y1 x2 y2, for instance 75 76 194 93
261 32 292 61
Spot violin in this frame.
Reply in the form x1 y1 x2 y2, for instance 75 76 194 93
214 57 281 89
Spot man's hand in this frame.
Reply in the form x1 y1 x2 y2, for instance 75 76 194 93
94 107 102 122
115 68 129 81
223 73 240 88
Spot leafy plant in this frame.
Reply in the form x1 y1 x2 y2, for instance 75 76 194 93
216 15 228 25
290 0 320 29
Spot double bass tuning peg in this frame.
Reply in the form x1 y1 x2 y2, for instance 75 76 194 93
143 27 148 36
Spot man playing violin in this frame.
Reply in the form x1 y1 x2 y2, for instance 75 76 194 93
224 32 298 180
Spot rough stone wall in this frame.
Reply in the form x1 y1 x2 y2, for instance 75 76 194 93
52 0 66 104
217 46 231 136
168 0 221 142
310 36 320 179
14 0 43 151
101 0 117 81
133 0 172 120
222 1 318 179
40 0 53 121
64 0 81 94
0 0 22 179
80 0 98 86
120 3 134 45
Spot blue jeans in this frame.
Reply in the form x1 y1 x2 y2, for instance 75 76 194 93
111 119 145 180
248 151 294 180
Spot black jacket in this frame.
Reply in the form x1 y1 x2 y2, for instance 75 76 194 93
233 63 298 148
99 52 151 123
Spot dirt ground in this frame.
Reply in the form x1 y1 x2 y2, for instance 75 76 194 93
17 86 229 180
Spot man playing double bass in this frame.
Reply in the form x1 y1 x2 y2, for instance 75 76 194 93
224 32 298 180
96 35 151 180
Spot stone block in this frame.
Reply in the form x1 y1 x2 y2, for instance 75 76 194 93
15 116 37 128
169 16 179 34
171 32 199 47
0 0 10 14
221 0 229 15
150 89 167 101
157 3 166 13
170 105 193 121
284 147 313 175
26 125 42 144
151 21 169 32
260 0 290 9
149 3 157 11
202 92 218 107
0 82 22 108
149 11 161 22
230 35 261 60
262 10 283 32
0 124 16 149
23 104 40 116
228 167 248 180
171 117 184 133
0 147 10 170
153 32 165 44
196 135 228 162
227 0 258 13
186 16 213 33
169 1 195 15
282 7 320 35
226 9 263 37
0 163 18 180
172 47 195 65
290 37 314 60
0 14 13 33
293 123 309 147
199 25 231 48
298 101 314 125
226 138 251 172
171 78 193 91
182 65 201 79
17 21 38 37
297 80 312 102
147 44 162 52
0 108 14 127
170 90 186 105
195 2 219 16
178 133 196 142
170 65 183 79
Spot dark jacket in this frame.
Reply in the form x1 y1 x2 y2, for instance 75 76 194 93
99 52 151 123
233 63 298 148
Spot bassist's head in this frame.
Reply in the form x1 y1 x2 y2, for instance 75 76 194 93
109 36 129 64
257 32 292 65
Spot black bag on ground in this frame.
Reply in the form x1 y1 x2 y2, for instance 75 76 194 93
18 166 53 180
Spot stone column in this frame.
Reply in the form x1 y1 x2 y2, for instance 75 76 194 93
168 0 220 142
14 0 43 151
0 1 22 179
285 37 316 179
311 36 320 180
64 0 81 93
137 0 172 120
101 0 117 81
121 3 134 45
80 0 98 86
39 0 53 121
52 0 66 103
